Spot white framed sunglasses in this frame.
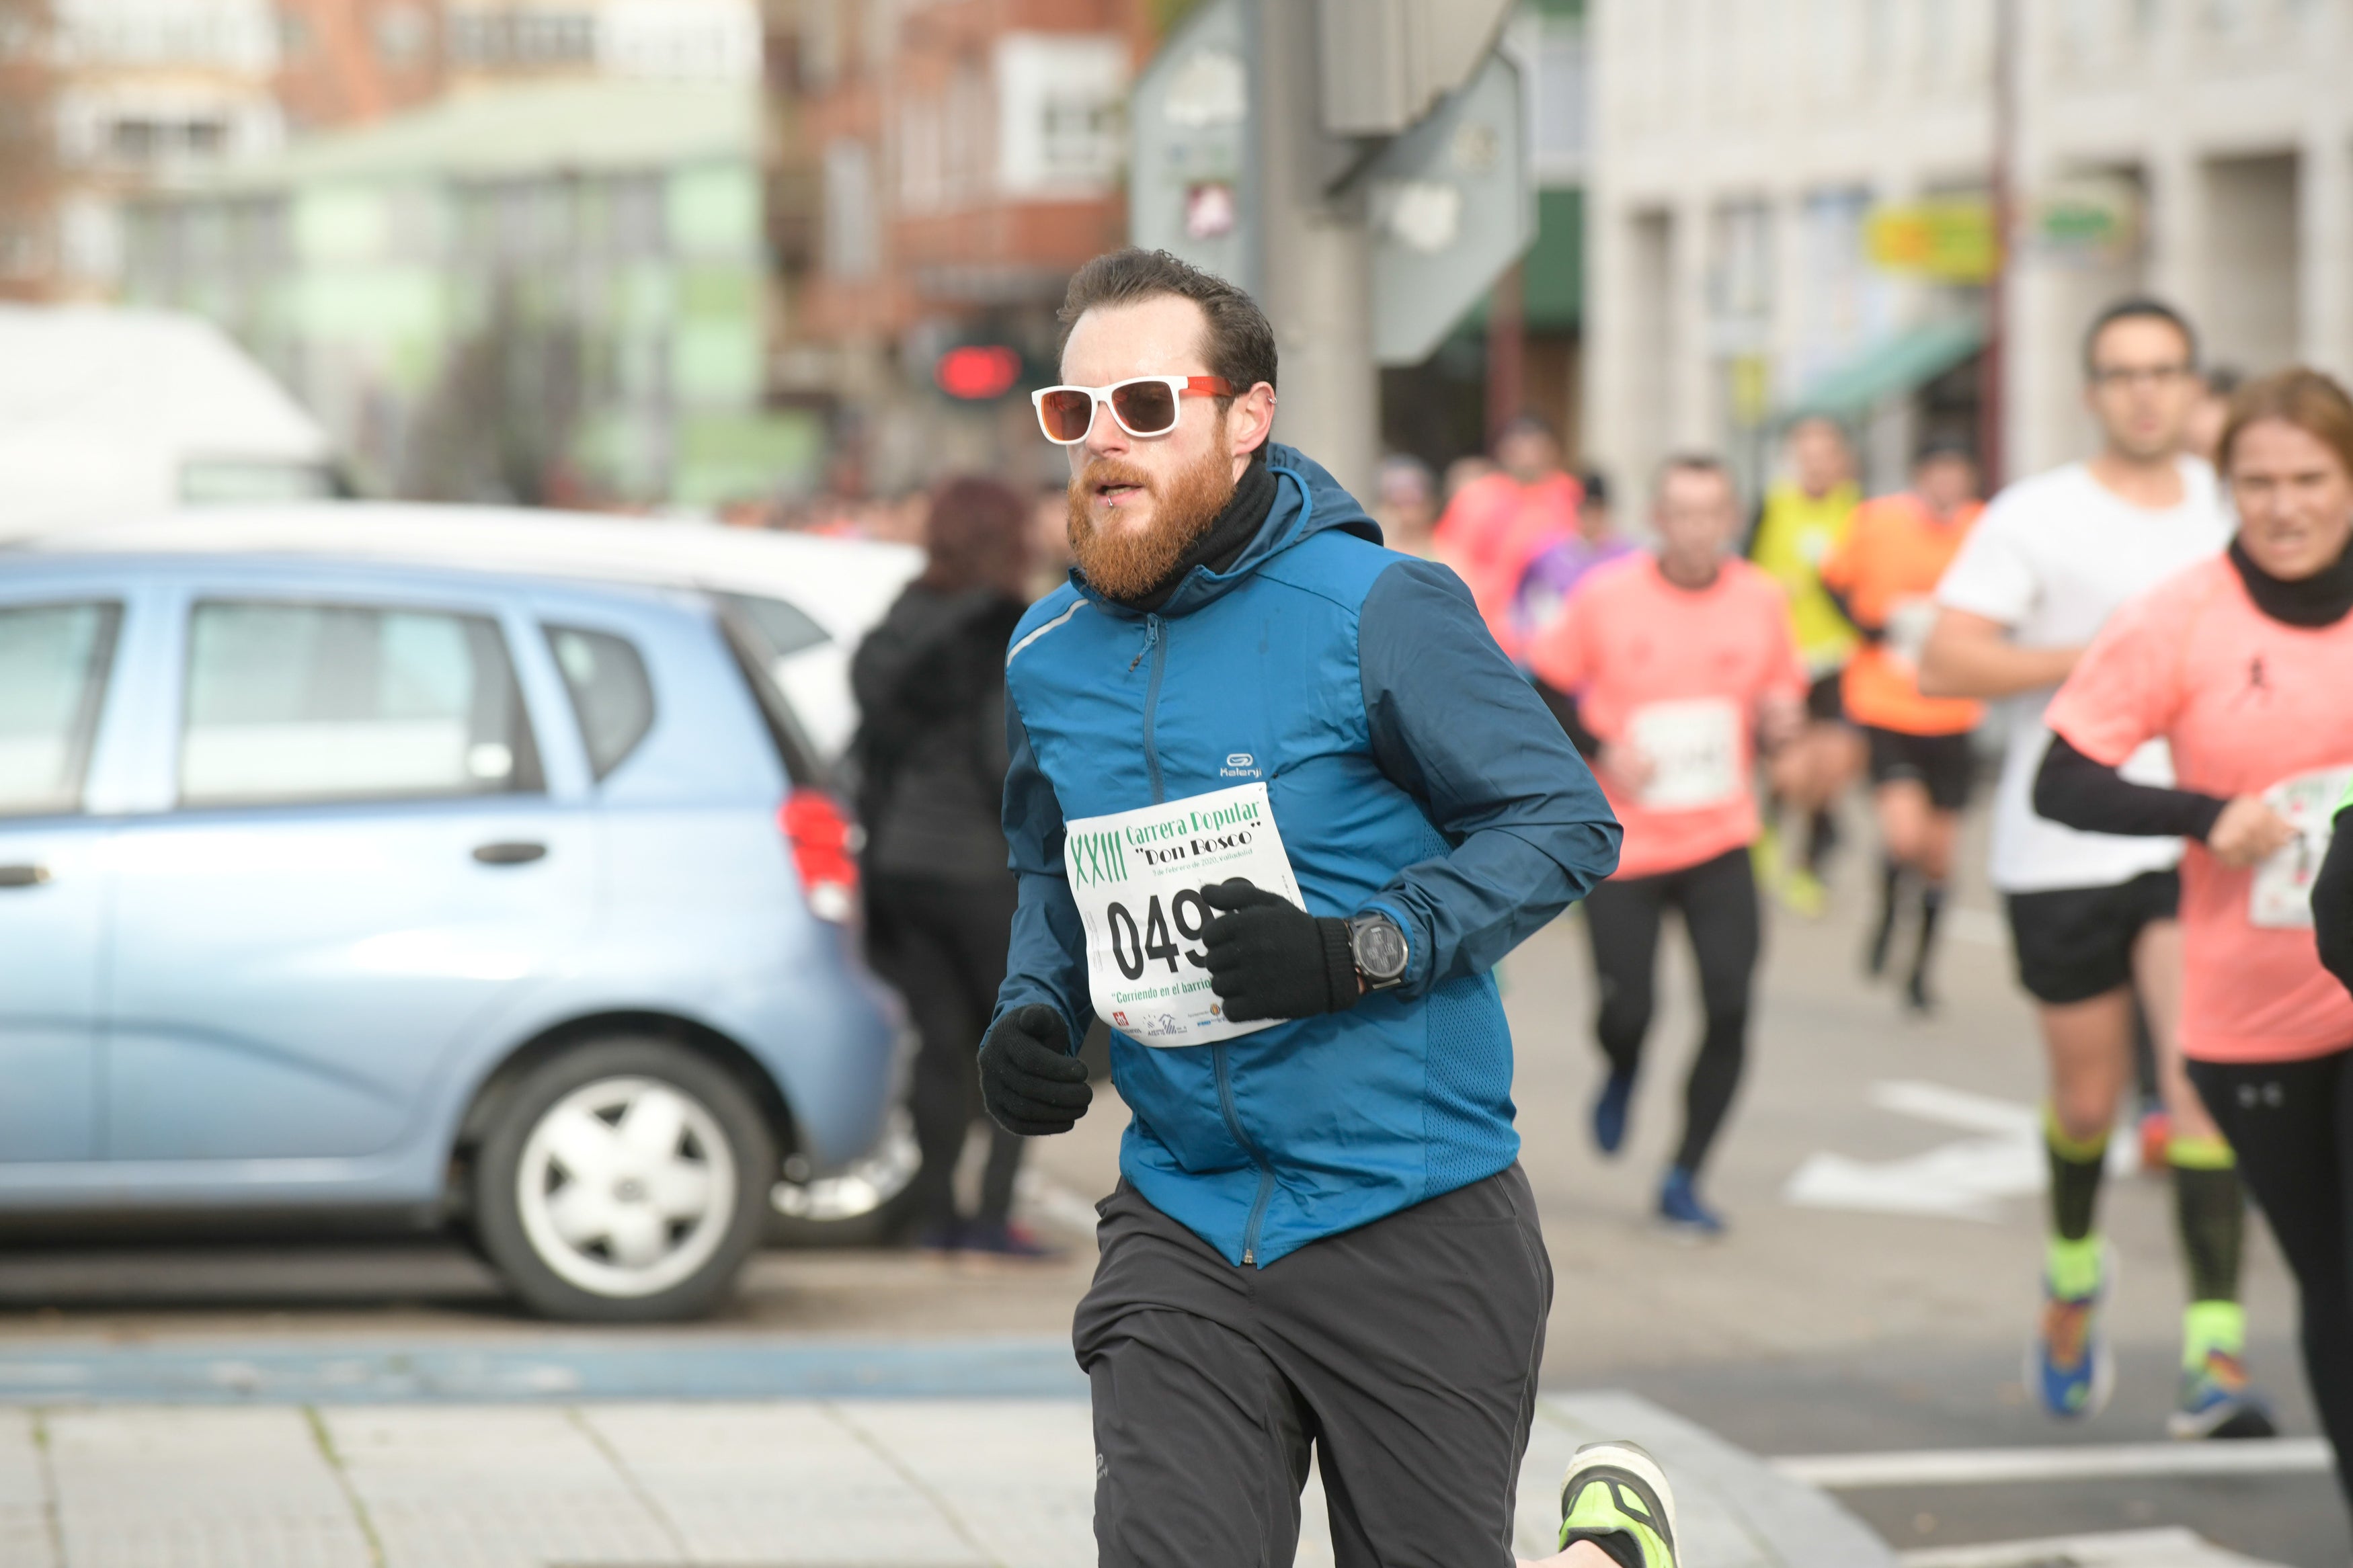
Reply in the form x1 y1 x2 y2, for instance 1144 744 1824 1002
1031 375 1232 445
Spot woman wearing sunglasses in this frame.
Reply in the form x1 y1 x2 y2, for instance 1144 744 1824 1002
977 248 1672 1568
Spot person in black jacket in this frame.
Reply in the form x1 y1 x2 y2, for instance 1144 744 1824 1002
852 476 1054 1257
2322 786 2353 997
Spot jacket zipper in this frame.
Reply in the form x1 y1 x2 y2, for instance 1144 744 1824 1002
1140 612 1273 1265
1213 1042 1278 1266
1138 614 1166 803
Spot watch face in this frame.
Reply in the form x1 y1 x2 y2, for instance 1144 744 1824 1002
1355 919 1408 979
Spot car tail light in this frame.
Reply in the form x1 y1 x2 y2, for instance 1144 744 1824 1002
781 788 859 923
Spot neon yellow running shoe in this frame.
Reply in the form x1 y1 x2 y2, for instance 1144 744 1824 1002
1750 823 1783 890
1558 1440 1680 1567
1778 867 1829 919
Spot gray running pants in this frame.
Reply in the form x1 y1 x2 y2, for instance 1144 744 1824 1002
1074 1164 1554 1567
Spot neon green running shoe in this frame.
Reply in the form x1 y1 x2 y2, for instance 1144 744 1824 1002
1558 1440 1680 1567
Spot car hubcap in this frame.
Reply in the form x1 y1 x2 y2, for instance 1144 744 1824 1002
771 1106 921 1223
516 1075 736 1298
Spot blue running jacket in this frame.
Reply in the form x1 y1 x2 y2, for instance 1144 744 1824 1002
995 445 1620 1265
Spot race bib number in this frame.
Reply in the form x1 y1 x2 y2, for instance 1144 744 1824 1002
1064 782 1304 1046
1885 595 1939 672
1628 698 1743 811
2251 765 2353 930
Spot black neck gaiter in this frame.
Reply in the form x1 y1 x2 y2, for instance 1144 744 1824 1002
1113 457 1279 614
2229 535 2353 628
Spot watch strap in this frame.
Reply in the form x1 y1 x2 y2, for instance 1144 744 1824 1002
1315 916 1359 1012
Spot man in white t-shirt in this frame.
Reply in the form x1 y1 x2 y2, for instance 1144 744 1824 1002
1923 300 2266 1439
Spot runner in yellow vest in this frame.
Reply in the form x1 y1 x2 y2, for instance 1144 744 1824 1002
1747 416 1866 914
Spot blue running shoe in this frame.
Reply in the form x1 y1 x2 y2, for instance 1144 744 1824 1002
1593 1071 1634 1157
2030 1253 2115 1419
2170 1349 2276 1440
1657 1167 1724 1237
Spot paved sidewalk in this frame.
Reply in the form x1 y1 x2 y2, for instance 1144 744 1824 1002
0 1391 1890 1568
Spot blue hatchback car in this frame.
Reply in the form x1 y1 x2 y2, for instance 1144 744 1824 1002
0 548 902 1319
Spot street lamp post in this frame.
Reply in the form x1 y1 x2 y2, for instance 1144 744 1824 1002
1983 0 2020 491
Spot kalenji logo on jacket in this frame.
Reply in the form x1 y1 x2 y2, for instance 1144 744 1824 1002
1220 752 1263 779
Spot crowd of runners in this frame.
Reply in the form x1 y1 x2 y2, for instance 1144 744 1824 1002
1437 297 2353 1476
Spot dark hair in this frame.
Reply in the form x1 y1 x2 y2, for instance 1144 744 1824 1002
1656 452 1730 491
1580 470 1609 507
1058 248 1279 400
918 475 1031 596
1914 434 1977 466
2082 296 2198 378
2217 367 2353 481
1498 411 1558 446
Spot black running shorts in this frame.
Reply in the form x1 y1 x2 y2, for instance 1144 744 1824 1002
2003 869 2183 1005
1805 669 1846 724
1864 725 1976 811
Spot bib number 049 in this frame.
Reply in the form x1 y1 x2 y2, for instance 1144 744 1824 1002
1108 889 1212 980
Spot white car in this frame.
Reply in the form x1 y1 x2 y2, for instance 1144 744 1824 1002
24 503 924 765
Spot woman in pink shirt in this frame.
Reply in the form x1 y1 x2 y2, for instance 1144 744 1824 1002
1528 454 1806 1235
2035 368 2353 1515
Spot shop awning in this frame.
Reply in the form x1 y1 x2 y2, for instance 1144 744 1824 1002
1778 314 1987 423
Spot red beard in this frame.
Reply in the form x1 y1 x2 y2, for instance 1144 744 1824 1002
1066 440 1238 602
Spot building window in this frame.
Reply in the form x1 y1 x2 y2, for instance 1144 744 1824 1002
822 136 878 278
375 3 432 65
106 117 233 165
995 34 1127 200
448 7 596 69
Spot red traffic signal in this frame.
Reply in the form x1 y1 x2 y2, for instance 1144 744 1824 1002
934 345 1023 401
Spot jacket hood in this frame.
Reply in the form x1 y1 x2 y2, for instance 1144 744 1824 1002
1071 442 1384 619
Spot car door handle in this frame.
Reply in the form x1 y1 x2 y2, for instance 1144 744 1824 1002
472 841 548 866
0 864 50 889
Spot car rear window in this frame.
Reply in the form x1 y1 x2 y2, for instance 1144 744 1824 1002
721 593 830 662
0 600 120 817
180 600 542 807
545 625 655 781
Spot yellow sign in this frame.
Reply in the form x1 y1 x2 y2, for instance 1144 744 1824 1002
1865 200 1998 283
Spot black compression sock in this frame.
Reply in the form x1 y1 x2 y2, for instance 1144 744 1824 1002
2046 1110 2108 1243
1805 807 1839 874
1910 882 1946 990
2171 1142 2246 1304
1868 858 1903 976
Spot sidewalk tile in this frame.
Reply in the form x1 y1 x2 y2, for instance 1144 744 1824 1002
46 1407 370 1568
321 1406 679 1567
580 1403 984 1566
0 1411 56 1568
837 1402 1098 1568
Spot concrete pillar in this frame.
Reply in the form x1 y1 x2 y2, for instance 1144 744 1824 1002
2299 124 2352 381
1254 0 1378 499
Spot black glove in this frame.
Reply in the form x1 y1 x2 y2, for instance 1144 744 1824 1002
978 1004 1092 1136
2319 807 2353 997
1200 879 1359 1023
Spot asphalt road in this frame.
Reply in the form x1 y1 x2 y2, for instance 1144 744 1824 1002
0 806 2344 1565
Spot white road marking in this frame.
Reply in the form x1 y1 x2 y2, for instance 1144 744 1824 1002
1782 1079 2139 1221
1775 1437 2332 1489
1947 906 2008 948
1897 1526 2288 1567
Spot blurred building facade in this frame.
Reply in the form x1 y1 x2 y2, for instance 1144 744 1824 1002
1585 0 2353 500
123 79 815 508
35 0 286 298
0 0 759 300
764 0 1152 497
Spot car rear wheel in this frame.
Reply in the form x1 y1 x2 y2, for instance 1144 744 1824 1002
474 1038 773 1321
